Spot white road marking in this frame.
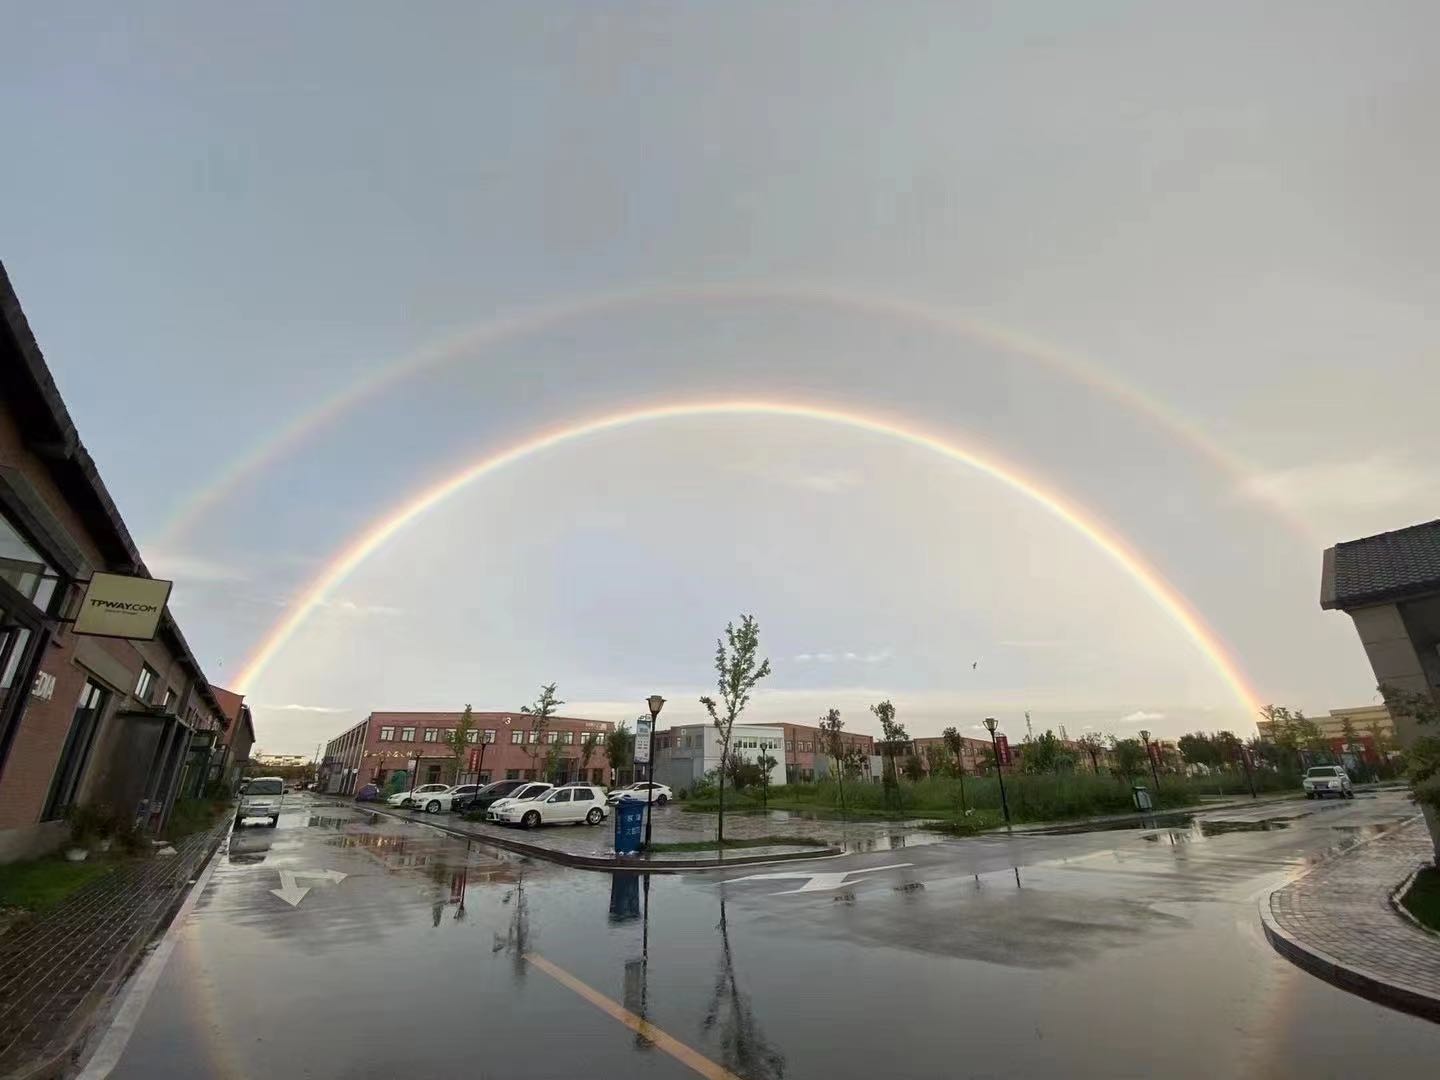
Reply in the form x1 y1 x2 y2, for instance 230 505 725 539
269 868 348 907
720 862 913 895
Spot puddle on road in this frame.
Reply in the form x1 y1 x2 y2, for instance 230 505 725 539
846 831 949 853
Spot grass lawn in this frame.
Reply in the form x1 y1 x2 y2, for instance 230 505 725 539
0 855 115 914
645 835 829 853
1400 867 1440 933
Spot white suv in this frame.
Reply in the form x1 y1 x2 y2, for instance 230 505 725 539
1303 765 1354 799
494 784 609 828
236 777 284 828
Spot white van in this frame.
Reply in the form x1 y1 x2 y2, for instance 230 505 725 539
236 776 285 828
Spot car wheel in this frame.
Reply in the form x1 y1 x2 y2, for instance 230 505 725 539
426 800 441 813
522 810 541 829
268 816 279 828
655 794 669 806
586 807 603 825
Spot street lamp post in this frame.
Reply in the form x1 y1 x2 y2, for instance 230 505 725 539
983 717 1010 826
1140 729 1161 794
644 695 665 852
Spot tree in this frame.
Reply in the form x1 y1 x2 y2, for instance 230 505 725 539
756 752 778 809
1367 717 1393 777
818 709 847 815
444 704 477 784
1108 736 1146 782
1261 704 1305 771
521 682 564 778
542 737 565 782
942 726 968 812
606 721 634 785
1178 732 1221 771
1293 710 1328 762
1379 684 1440 810
922 743 947 777
871 699 908 804
902 753 924 782
942 727 966 777
579 731 601 782
699 615 772 846
1076 732 1106 773
1021 729 1068 775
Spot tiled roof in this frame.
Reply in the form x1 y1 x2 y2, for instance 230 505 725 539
1321 519 1440 610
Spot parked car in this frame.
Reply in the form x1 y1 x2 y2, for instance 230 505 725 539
355 783 381 802
1302 765 1354 799
387 783 451 809
457 779 529 815
418 784 480 813
606 782 673 806
484 782 555 821
493 784 609 828
235 776 285 828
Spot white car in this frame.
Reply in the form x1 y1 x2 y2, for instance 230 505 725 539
484 782 554 821
1303 765 1354 799
235 776 285 828
387 783 451 810
607 782 672 806
493 784 609 828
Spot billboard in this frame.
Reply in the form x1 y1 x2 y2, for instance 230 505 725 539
634 716 653 765
72 572 172 640
995 734 1012 766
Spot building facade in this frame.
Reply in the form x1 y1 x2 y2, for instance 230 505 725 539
776 722 875 783
0 263 228 862
321 711 614 795
653 723 789 791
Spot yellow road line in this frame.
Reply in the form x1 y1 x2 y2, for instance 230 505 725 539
525 952 742 1080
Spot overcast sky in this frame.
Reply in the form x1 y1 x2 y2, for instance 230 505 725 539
5 3 1437 754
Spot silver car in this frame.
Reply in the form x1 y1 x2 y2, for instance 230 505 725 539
1302 765 1353 799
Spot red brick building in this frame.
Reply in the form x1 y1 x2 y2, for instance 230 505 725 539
779 722 875 782
321 711 614 795
0 264 229 861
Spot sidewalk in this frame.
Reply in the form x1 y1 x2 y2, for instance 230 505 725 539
0 818 229 1079
1261 816 1440 1023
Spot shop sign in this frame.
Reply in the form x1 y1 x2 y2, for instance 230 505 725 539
73 572 172 640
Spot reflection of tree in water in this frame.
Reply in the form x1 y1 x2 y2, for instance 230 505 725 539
703 898 785 1079
494 871 530 983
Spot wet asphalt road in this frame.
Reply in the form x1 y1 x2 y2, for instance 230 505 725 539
92 789 1439 1079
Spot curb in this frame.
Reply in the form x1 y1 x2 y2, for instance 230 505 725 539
355 803 842 873
1389 866 1440 940
4 820 230 1080
1257 817 1440 1024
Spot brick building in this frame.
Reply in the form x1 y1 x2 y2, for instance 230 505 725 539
778 722 875 782
321 710 614 795
909 734 995 775
0 263 229 861
210 686 255 791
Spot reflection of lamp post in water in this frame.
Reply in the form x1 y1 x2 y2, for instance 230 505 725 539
644 695 665 852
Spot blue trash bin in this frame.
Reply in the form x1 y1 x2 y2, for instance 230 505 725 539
614 799 645 855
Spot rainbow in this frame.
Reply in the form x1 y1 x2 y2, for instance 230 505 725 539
235 399 1264 718
156 281 1313 549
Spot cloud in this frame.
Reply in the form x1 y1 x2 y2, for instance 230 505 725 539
256 703 354 714
758 464 864 494
312 598 404 617
144 550 249 583
1240 456 1437 513
1121 710 1165 724
997 639 1064 649
792 648 893 664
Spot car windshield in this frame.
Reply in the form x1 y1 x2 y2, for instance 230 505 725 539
1307 767 1341 777
246 780 283 796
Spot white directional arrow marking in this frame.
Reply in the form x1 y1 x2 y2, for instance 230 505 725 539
719 862 913 895
269 868 349 907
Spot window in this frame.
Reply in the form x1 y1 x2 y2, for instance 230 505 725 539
573 788 594 801
482 729 496 744
562 731 574 745
465 728 478 743
423 727 439 742
135 665 157 703
545 731 559 744
522 769 535 780
0 511 62 611
548 789 571 803
528 731 539 744
401 727 416 741
511 731 524 745
444 728 455 740
162 688 177 713
506 769 520 780
786 741 794 752
478 772 492 784
591 769 604 785
44 679 109 820
379 726 394 741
